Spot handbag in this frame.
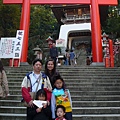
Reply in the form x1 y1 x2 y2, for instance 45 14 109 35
24 77 40 107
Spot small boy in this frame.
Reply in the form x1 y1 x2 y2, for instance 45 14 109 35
55 105 66 120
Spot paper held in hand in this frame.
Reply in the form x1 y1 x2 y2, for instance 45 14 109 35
33 100 47 108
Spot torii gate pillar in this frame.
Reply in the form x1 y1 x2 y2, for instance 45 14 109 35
3 0 118 66
20 0 30 63
91 0 103 63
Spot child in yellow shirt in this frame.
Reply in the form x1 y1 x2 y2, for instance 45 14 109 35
51 75 72 120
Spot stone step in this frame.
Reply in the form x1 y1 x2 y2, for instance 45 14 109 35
0 100 22 106
71 95 120 101
68 87 120 91
6 71 120 75
6 70 120 74
7 77 120 83
5 66 120 69
1 99 120 107
1 113 120 120
63 86 120 91
8 90 120 96
5 70 120 75
72 101 120 107
2 94 120 101
0 106 25 114
0 113 25 120
8 85 120 91
7 78 120 83
6 75 120 80
8 82 120 87
63 76 120 79
1 106 120 115
7 74 120 78
73 107 120 114
6 68 119 73
73 114 120 120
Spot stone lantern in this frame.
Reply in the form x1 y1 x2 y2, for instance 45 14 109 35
33 45 42 60
46 36 54 48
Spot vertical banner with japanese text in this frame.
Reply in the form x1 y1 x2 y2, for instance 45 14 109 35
13 30 24 59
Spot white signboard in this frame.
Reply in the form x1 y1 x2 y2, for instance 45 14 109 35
56 39 65 47
0 38 16 58
0 30 24 58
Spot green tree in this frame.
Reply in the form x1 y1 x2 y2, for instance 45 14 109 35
102 1 120 37
29 5 57 39
0 2 58 64
28 5 58 63
0 0 21 37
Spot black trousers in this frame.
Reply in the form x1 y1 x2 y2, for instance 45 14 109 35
65 112 72 120
27 107 33 120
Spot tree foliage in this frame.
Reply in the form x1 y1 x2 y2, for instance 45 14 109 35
28 5 58 63
0 1 58 64
0 0 21 37
102 0 120 38
30 5 57 39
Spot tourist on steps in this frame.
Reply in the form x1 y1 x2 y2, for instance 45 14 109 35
49 42 58 64
64 49 70 65
0 60 9 98
21 58 52 120
69 49 75 66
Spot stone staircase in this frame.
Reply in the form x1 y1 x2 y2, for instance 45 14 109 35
0 66 120 120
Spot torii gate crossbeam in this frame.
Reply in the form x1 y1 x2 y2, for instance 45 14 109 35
3 0 118 66
3 0 117 5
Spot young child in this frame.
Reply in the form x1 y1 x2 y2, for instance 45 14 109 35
27 89 51 120
51 75 72 120
86 56 91 65
55 105 66 120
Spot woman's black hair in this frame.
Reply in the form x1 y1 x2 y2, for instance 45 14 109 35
53 75 66 90
32 58 43 66
0 61 4 73
35 89 47 100
56 105 66 113
44 59 56 75
44 59 61 88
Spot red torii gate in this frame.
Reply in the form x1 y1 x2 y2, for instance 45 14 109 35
3 0 117 66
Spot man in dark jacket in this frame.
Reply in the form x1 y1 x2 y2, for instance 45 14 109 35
50 42 58 63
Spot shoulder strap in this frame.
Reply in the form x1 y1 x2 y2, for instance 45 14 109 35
26 72 32 80
26 72 32 91
41 72 47 78
41 72 47 89
35 77 40 92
